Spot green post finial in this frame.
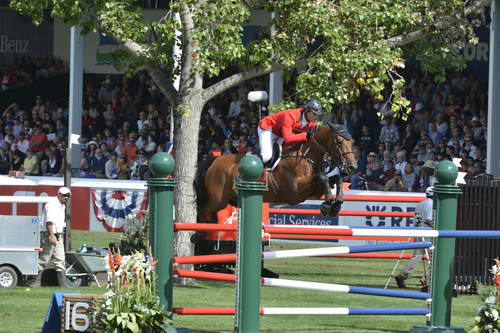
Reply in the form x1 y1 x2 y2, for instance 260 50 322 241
150 152 175 178
434 160 458 185
238 154 264 181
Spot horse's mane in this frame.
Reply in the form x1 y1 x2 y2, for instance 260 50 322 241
194 155 216 211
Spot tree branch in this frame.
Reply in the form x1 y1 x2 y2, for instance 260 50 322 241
202 58 307 102
387 0 491 47
179 4 202 98
146 65 179 106
121 39 178 105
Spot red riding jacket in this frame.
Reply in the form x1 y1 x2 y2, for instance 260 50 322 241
259 108 317 144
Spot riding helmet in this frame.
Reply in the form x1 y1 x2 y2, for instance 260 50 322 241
304 99 323 116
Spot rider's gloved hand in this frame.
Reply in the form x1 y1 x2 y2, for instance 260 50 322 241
306 126 317 139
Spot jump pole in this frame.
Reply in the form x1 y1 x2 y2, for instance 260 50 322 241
234 154 266 333
411 160 464 333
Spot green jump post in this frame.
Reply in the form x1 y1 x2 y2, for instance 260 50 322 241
147 152 176 312
411 160 464 333
234 154 266 333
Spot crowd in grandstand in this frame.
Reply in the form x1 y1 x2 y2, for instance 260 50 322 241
0 57 488 190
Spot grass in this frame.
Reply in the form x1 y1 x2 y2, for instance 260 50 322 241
0 231 484 332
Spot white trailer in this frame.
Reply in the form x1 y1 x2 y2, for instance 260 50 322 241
0 196 48 288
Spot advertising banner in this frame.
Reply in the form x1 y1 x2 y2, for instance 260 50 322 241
0 8 53 67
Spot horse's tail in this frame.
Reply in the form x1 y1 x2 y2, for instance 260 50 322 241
194 155 216 211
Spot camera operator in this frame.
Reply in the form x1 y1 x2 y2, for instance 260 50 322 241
395 186 433 289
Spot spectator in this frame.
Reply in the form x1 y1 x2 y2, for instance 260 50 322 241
88 148 107 178
402 163 417 190
463 136 478 158
381 150 393 171
103 103 116 130
379 117 399 151
381 159 397 184
10 149 26 171
137 112 150 132
395 151 408 173
98 78 117 105
42 148 62 176
365 152 384 190
227 92 242 119
130 149 148 180
428 122 443 144
359 125 377 156
124 133 138 162
348 147 367 190
401 124 418 154
384 169 408 192
22 149 39 175
30 127 49 160
105 152 119 179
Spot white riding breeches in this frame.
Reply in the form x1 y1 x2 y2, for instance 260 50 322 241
258 127 279 163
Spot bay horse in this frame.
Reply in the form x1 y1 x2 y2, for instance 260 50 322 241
194 122 357 217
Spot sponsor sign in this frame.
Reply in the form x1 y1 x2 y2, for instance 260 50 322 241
0 9 53 66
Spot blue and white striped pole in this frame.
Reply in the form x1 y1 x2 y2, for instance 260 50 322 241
262 278 430 300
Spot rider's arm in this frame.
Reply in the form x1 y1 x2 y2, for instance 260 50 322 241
281 125 307 144
281 112 308 144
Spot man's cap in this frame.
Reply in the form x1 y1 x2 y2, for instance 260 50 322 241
58 187 71 196
368 152 377 157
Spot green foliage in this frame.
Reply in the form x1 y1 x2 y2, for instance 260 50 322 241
9 0 486 117
116 215 149 255
470 285 500 333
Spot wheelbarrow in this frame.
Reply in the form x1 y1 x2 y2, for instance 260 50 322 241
65 252 107 288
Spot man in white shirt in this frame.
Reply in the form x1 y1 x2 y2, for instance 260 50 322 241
15 131 30 154
395 186 433 289
28 187 71 287
227 92 242 119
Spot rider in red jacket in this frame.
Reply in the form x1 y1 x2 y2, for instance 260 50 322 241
258 99 323 166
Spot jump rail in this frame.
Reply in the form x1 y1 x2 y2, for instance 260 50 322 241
148 154 476 332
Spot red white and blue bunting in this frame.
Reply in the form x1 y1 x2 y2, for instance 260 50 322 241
91 189 148 232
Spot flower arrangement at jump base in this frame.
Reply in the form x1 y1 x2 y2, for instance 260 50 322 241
95 251 171 333
470 259 500 332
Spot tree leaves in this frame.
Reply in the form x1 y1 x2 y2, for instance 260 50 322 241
10 0 487 115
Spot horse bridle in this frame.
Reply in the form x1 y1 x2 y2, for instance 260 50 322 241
311 128 352 158
309 127 354 175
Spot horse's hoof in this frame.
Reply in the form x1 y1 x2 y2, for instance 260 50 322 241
328 202 342 218
320 201 332 216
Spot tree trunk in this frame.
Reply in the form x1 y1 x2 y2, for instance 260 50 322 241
172 95 203 286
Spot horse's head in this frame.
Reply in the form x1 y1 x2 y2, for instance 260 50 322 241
319 121 357 176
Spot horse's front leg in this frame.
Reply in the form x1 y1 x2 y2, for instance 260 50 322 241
328 177 344 218
318 171 334 216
